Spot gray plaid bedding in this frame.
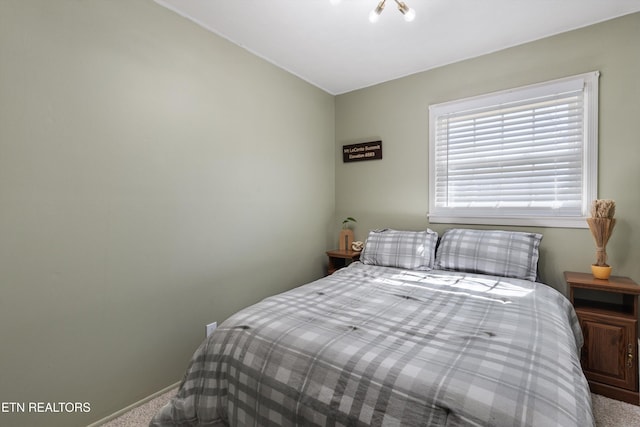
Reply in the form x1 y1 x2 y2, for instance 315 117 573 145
150 263 594 427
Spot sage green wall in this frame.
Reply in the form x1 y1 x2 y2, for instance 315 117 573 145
0 1 334 426
335 13 640 293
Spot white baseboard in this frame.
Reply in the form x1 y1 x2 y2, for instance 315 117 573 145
86 381 180 427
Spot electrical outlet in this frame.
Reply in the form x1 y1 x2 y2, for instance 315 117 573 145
206 321 217 337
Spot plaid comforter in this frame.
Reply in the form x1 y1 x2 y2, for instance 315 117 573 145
150 263 594 427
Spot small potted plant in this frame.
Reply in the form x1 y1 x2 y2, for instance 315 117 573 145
586 199 616 279
339 217 357 251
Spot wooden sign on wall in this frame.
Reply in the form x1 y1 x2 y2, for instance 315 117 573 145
343 141 383 163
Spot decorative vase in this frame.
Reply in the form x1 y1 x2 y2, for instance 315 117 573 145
339 229 354 251
591 264 612 280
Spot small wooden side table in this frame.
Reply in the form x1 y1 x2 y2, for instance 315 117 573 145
565 271 640 405
326 249 361 275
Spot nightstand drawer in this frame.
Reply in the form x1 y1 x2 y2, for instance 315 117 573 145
576 309 637 391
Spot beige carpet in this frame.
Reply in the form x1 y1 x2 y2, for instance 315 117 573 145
591 394 640 427
101 389 640 426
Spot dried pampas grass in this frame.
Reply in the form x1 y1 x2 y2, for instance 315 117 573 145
587 199 616 267
590 199 616 219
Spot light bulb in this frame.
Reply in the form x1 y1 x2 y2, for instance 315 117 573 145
369 1 385 23
403 7 416 21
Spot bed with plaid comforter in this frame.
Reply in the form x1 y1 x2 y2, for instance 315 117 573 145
150 263 594 427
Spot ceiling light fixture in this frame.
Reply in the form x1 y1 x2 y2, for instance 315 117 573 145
369 0 416 23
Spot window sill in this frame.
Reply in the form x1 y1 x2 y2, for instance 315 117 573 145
427 214 589 229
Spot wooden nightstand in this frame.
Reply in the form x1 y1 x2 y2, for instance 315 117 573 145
326 249 361 275
565 271 640 405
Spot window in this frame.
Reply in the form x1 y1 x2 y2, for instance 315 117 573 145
429 72 599 228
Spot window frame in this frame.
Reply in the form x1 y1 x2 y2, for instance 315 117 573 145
428 71 599 229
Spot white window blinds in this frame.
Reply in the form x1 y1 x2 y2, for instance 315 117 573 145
429 72 599 228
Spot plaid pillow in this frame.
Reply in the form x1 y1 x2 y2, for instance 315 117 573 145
360 229 438 270
434 229 542 281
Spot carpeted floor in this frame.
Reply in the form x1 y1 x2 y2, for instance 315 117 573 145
591 393 640 426
100 388 175 427
101 389 640 427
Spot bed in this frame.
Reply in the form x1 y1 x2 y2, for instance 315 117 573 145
150 228 594 427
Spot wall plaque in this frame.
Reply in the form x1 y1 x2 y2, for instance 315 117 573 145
343 141 382 163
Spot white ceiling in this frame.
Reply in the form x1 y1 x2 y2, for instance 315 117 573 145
154 0 640 95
